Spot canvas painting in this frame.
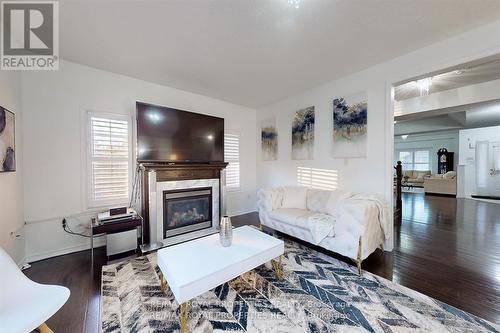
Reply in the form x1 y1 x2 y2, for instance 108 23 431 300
0 106 15 172
261 117 278 161
332 92 367 158
292 106 315 160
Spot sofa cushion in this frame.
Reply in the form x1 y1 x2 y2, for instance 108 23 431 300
403 170 414 178
325 189 353 216
415 171 431 180
282 186 308 209
268 208 314 229
306 189 331 213
443 171 457 179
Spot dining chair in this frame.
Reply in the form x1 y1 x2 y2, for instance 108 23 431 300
0 248 70 333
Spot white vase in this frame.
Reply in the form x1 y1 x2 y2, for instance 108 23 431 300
219 215 233 247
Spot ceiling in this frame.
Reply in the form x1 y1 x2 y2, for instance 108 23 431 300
394 100 500 135
395 59 500 101
59 0 500 108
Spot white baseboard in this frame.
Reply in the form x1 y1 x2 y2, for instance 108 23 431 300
469 197 500 204
229 209 257 217
17 256 27 269
24 211 257 263
26 238 106 263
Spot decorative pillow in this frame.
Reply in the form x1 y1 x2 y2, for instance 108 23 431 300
325 189 353 216
306 189 332 213
403 170 414 178
282 186 308 209
416 171 430 180
442 171 456 179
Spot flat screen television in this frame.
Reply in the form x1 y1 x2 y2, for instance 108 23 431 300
136 102 224 163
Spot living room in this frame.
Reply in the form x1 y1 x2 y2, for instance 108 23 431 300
1 1 499 333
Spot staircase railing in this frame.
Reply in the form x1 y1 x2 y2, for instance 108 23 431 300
394 161 402 223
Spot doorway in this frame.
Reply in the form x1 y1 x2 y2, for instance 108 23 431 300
392 57 500 201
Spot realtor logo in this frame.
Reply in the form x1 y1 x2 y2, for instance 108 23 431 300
1 1 59 70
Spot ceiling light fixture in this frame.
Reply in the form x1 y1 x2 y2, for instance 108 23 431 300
401 135 409 140
453 67 471 75
416 77 432 96
288 0 300 9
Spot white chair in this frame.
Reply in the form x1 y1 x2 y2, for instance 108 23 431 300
0 248 70 333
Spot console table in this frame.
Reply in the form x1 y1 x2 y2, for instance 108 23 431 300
90 215 144 265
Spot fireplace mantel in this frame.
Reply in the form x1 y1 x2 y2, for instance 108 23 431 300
140 162 228 245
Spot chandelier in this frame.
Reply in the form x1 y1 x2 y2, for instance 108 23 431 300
288 0 301 9
416 77 433 96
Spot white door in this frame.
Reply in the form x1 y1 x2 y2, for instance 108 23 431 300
476 141 500 197
489 142 500 197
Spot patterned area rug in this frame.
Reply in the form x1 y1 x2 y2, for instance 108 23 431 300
101 239 499 333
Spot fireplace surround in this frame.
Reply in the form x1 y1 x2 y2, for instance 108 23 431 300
140 162 228 248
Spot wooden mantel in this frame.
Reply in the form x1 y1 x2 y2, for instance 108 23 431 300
140 162 228 244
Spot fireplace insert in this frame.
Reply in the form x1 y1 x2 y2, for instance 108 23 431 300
163 187 213 238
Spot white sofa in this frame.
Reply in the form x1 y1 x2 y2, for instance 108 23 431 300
258 186 390 274
423 171 457 196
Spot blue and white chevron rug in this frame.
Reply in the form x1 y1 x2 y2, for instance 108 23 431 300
101 239 499 333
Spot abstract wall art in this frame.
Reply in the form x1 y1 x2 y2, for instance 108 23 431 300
332 92 367 158
261 117 278 161
292 106 315 160
0 106 15 172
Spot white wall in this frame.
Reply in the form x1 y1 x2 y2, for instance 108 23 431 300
22 60 257 262
394 130 459 174
457 126 500 198
256 83 387 195
0 71 25 265
256 19 500 251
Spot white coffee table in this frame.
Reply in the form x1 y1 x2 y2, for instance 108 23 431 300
157 225 285 332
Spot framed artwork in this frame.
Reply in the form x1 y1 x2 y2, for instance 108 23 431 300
292 106 315 160
261 117 278 161
0 106 15 172
332 92 367 158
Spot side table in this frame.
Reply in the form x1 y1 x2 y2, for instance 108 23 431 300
90 215 143 265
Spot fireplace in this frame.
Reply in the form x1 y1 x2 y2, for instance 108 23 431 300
143 167 224 248
163 187 213 238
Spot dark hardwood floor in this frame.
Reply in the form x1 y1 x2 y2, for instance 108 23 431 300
25 193 500 332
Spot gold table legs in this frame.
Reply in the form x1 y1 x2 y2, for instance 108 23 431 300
159 271 166 292
37 322 54 333
159 271 188 333
180 302 188 333
271 255 284 280
356 236 362 276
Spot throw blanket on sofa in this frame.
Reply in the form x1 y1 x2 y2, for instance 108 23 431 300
308 213 336 245
350 193 391 240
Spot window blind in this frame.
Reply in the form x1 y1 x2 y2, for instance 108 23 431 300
89 116 129 205
414 150 430 171
224 134 240 191
398 149 430 171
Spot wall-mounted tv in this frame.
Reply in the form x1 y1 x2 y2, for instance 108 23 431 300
136 102 224 163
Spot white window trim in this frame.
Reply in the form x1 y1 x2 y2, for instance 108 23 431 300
224 132 241 192
85 111 133 209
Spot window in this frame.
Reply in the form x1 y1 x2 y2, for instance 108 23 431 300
224 133 240 191
87 113 130 207
398 149 430 171
399 151 413 170
413 150 430 171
